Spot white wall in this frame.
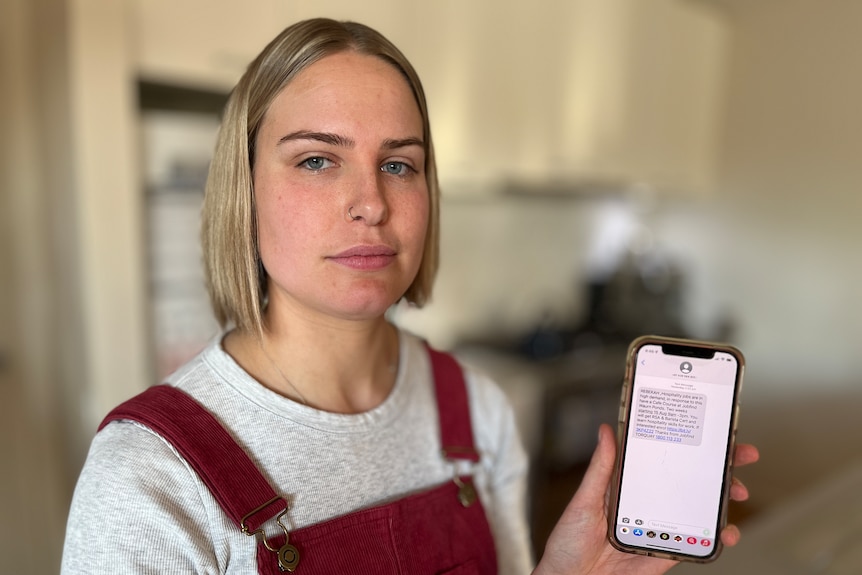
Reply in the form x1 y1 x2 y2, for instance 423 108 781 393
68 0 151 423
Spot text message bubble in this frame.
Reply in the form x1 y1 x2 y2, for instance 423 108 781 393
633 388 707 446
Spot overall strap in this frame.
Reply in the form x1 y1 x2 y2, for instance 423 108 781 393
426 346 480 463
99 386 284 535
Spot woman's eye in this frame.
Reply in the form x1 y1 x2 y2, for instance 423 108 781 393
381 162 411 176
299 157 332 171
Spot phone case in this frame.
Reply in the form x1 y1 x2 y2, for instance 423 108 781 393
607 335 745 563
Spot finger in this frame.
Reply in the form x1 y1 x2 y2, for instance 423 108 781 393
729 476 749 501
733 443 760 467
720 523 741 547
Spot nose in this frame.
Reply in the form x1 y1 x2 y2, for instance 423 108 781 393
346 171 388 225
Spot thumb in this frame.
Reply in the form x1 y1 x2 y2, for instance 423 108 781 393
572 423 617 510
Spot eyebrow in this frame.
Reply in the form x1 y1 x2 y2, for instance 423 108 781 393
277 131 424 151
383 137 425 150
278 131 354 147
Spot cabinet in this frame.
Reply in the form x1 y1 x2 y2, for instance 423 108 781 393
425 0 730 195
132 0 729 195
552 0 729 195
132 0 281 90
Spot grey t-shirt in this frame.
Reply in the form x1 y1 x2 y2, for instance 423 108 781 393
61 330 534 574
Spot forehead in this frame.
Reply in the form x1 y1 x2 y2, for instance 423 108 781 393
261 51 423 136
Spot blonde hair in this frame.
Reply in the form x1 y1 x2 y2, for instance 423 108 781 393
201 18 440 335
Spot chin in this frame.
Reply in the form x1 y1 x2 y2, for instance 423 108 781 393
337 291 404 320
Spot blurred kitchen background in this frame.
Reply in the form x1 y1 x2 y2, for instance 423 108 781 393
2 0 861 573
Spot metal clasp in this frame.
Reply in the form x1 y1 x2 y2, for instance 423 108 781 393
240 496 300 572
443 454 480 509
453 475 478 507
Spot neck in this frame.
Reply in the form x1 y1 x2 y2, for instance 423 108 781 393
225 310 400 414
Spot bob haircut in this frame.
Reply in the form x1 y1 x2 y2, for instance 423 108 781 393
202 18 440 335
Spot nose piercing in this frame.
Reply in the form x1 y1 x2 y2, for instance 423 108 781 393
348 206 360 221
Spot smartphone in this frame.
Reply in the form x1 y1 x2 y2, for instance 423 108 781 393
607 335 744 562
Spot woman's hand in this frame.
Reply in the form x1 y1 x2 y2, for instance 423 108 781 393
533 424 760 575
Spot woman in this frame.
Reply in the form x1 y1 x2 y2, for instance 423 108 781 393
62 18 757 574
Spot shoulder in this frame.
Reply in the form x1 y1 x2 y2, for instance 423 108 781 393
76 419 203 504
63 420 222 573
400 331 526 464
459 359 525 460
399 330 516 420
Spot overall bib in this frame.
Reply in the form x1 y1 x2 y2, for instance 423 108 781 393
101 347 499 574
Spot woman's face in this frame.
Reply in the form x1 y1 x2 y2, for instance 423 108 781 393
253 51 429 323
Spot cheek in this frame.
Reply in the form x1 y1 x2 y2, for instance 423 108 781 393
255 188 316 270
406 192 431 248
257 191 286 249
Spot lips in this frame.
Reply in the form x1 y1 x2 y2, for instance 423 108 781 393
329 245 397 270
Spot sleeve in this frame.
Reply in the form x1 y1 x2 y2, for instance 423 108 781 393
465 368 536 575
61 421 222 575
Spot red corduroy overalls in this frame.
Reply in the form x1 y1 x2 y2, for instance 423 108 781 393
101 347 498 574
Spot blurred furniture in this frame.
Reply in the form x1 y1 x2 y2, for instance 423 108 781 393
455 341 624 468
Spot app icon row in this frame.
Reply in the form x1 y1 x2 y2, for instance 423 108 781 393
619 526 711 547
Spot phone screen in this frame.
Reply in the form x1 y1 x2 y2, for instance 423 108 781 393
611 341 742 560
